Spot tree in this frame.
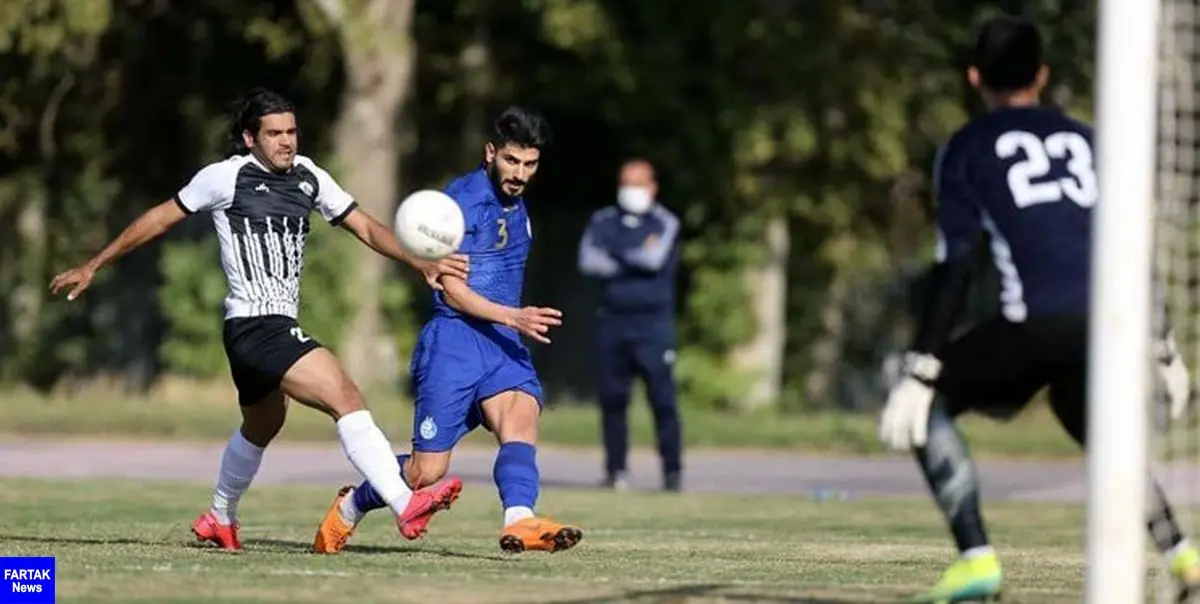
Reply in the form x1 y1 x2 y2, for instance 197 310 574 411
310 0 418 388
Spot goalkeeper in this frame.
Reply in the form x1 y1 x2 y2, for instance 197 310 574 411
879 15 1199 603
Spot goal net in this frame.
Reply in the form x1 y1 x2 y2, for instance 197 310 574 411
1153 0 1200 602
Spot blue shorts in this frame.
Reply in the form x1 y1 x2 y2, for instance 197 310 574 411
409 316 544 452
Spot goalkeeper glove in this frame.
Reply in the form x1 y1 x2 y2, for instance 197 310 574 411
879 352 942 452
1157 331 1192 420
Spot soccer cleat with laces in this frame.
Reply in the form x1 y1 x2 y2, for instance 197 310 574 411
909 552 1002 603
397 477 463 540
191 510 243 552
312 478 463 554
499 517 583 553
312 485 357 554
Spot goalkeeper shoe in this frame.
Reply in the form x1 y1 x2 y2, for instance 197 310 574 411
909 552 1002 603
1170 544 1200 602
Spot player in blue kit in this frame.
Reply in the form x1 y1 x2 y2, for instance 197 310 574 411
876 16 1200 602
313 107 583 554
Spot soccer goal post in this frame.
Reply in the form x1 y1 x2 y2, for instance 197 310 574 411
1086 0 1162 602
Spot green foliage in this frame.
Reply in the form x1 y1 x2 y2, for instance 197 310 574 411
158 238 226 377
0 0 1103 411
673 349 756 411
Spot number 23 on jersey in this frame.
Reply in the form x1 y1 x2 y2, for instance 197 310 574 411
996 130 1097 209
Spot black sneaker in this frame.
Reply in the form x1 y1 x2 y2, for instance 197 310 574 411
601 471 629 491
663 471 682 492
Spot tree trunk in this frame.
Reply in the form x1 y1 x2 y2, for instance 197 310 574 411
804 269 851 409
316 0 417 388
458 1 493 165
729 214 789 409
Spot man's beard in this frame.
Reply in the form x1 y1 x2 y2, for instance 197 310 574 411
487 164 524 198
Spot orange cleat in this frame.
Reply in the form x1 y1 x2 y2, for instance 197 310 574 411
397 477 463 540
312 486 357 554
192 510 243 552
499 517 583 553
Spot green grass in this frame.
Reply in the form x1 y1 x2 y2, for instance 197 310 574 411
0 477 1100 603
0 380 1083 459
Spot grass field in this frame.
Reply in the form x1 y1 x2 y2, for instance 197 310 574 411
0 477 1100 603
0 381 1082 459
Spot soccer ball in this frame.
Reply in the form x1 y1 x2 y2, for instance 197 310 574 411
393 189 465 260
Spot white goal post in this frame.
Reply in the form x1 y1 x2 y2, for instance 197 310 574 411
1086 0 1161 602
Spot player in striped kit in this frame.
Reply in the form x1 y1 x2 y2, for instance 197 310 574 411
49 88 468 552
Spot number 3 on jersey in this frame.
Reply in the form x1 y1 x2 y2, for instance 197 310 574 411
996 130 1097 209
495 218 508 249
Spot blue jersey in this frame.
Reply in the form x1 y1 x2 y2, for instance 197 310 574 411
410 167 542 452
431 168 532 330
935 106 1095 322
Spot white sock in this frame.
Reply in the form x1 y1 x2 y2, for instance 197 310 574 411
503 506 535 527
339 488 366 526
336 410 412 515
210 429 265 525
961 545 995 560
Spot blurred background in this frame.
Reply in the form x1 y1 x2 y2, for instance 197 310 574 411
0 0 1096 454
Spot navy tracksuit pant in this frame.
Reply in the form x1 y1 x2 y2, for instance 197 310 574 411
595 312 682 476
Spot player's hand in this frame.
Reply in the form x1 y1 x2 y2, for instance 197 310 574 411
642 233 660 249
417 254 470 291
879 352 941 452
1156 331 1192 420
49 263 97 301
508 306 563 344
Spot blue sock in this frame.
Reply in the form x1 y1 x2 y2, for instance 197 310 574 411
494 442 539 512
353 454 411 513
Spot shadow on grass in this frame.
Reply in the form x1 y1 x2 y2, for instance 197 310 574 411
542 584 885 604
244 538 511 561
0 533 174 548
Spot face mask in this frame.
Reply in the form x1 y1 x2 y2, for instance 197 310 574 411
617 186 653 214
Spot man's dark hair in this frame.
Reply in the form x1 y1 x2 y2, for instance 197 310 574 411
227 88 296 155
489 106 553 150
973 16 1044 93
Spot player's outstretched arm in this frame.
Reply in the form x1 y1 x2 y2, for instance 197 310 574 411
338 208 469 291
439 276 562 344
49 199 188 301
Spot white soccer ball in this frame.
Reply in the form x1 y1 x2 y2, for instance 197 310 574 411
393 189 465 260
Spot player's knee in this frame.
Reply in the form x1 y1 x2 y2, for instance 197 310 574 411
408 453 450 488
495 405 539 443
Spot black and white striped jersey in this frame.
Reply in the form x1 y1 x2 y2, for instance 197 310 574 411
175 154 358 320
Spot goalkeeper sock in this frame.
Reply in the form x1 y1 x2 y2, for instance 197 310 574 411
915 400 991 553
